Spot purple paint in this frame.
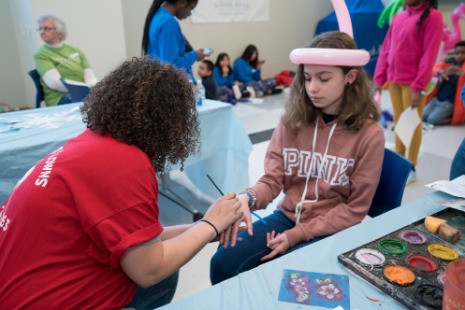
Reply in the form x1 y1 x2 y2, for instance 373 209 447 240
355 248 386 267
399 230 427 245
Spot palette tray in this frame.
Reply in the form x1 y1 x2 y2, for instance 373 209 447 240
337 208 465 310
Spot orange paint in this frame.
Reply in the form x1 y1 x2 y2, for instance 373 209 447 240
383 265 415 286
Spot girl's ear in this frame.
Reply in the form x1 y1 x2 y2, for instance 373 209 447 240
345 69 358 85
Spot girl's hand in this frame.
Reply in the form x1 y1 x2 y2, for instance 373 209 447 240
411 91 423 109
260 231 291 262
219 194 253 248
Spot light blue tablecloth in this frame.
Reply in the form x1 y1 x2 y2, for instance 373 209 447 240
0 100 252 203
161 191 455 310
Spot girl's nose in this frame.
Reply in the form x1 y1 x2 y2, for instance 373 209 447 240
308 81 318 93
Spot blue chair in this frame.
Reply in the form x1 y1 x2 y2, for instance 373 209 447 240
28 69 44 108
368 148 413 217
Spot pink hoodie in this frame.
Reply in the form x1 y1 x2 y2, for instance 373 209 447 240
250 116 385 247
374 4 443 92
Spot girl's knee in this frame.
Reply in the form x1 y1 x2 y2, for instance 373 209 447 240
210 247 236 282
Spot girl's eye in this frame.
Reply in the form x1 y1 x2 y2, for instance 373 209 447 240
320 79 329 83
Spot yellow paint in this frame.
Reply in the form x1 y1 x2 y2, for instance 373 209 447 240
428 244 459 261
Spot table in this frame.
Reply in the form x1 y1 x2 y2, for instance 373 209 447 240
0 100 252 204
160 191 453 310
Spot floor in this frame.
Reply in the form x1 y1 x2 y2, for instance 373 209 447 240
158 89 464 302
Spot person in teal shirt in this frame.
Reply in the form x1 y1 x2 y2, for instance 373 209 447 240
141 0 210 81
34 14 98 106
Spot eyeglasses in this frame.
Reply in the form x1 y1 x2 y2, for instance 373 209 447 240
37 27 56 32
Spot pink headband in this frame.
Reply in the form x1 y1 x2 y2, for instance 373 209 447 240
289 0 370 66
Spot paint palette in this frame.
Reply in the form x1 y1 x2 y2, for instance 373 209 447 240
338 208 465 310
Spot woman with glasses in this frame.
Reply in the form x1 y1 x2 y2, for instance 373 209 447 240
34 14 98 106
142 0 210 81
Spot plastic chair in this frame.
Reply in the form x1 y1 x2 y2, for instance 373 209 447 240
368 148 413 218
59 77 90 103
28 69 44 108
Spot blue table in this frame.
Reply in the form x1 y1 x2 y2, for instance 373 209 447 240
160 191 456 310
0 100 252 204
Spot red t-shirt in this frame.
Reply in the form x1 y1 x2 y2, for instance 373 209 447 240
0 129 163 309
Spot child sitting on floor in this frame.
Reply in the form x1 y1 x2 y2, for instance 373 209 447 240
213 52 250 101
425 41 465 125
198 60 218 100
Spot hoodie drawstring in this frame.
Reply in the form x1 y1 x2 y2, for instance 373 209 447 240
295 122 337 224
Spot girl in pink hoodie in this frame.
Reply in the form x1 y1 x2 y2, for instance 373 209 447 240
374 0 443 184
210 31 385 284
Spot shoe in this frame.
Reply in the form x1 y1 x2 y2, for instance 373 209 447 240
406 170 417 185
241 90 251 98
270 88 283 95
232 85 242 100
246 86 256 98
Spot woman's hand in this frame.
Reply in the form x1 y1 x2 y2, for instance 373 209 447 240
260 230 291 262
410 91 423 109
196 49 208 61
203 192 243 234
219 194 253 248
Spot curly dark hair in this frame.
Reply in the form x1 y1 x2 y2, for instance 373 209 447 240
81 57 200 173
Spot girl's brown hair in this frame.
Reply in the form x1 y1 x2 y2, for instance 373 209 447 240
285 31 380 132
81 57 200 173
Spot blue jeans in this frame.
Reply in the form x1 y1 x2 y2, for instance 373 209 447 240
246 78 276 96
125 271 179 309
423 97 453 125
210 211 328 285
57 94 73 105
451 138 465 180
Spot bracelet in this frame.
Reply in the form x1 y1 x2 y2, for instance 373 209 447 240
239 188 257 209
239 191 253 208
200 219 219 237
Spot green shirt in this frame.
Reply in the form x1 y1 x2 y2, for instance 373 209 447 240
34 44 91 106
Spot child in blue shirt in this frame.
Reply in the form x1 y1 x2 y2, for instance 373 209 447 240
213 53 250 101
233 44 279 97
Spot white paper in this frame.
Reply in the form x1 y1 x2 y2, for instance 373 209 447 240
394 107 421 148
248 98 264 105
425 175 465 199
63 79 89 87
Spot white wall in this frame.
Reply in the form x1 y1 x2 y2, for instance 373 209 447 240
2 0 465 109
0 0 32 108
